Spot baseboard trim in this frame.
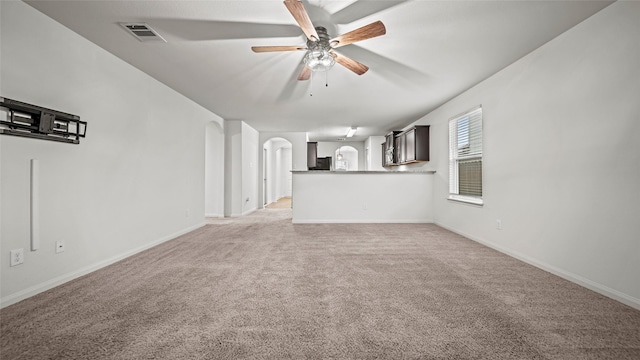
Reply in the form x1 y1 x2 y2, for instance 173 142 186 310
1 222 206 309
435 222 640 311
292 219 434 224
241 207 257 216
205 213 223 218
228 208 258 218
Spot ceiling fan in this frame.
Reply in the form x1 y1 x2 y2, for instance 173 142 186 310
251 0 386 81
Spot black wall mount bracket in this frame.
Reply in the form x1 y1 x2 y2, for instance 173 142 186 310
0 97 86 144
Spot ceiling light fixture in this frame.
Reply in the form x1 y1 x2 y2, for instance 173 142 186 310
303 27 336 73
346 127 357 138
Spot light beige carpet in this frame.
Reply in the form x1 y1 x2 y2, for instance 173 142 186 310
2 209 639 359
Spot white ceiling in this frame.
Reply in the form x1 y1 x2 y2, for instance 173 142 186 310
25 0 612 142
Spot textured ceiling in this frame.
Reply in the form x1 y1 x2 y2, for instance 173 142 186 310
25 0 612 141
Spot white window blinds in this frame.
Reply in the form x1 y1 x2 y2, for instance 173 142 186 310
449 106 483 204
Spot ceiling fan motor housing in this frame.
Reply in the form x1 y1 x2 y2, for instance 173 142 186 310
306 26 333 51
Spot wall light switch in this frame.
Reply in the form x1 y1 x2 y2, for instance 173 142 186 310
55 241 65 253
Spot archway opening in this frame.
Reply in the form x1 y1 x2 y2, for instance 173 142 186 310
335 146 358 171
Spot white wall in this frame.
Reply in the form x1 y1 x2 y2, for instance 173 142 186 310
242 122 259 215
224 120 242 217
263 140 274 205
279 147 292 198
224 120 259 216
205 122 224 217
273 144 292 199
406 1 640 308
0 1 223 307
365 136 386 171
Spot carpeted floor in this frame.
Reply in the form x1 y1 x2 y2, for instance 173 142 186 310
1 209 639 359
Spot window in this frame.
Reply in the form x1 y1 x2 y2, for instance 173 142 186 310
449 106 483 205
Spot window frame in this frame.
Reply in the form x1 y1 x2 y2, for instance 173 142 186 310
448 106 483 206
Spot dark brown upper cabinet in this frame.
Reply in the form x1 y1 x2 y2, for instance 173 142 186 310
394 125 430 165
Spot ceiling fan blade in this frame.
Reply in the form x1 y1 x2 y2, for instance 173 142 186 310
283 0 319 41
331 51 369 75
251 45 305 53
330 20 386 48
298 66 312 81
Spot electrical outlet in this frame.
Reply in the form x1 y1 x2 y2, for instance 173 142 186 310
496 219 502 230
185 209 190 218
10 249 24 266
363 202 367 210
55 241 65 253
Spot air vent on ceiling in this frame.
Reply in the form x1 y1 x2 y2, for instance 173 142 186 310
120 23 166 42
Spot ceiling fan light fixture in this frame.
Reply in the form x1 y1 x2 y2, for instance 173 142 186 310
303 49 335 72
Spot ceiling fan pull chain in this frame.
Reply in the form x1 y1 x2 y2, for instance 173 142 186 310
325 70 329 87
309 71 314 96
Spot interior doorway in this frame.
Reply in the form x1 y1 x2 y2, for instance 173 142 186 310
262 137 293 207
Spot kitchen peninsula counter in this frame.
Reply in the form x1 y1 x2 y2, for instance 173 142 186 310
291 170 435 223
291 170 436 174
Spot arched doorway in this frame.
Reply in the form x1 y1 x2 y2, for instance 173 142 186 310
263 137 293 207
335 146 358 171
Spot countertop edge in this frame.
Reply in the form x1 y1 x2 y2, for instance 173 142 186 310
291 170 436 174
